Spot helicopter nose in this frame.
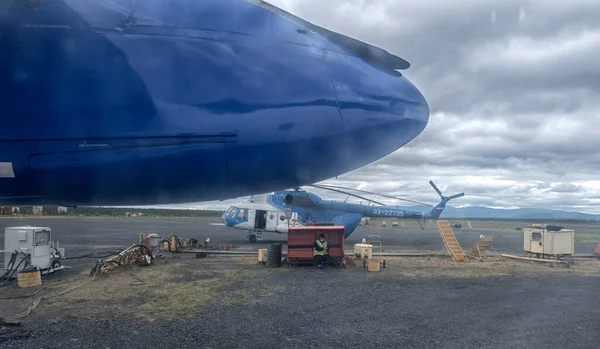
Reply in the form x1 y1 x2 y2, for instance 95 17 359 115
221 213 227 225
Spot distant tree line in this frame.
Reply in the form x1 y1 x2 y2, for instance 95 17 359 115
1 206 224 218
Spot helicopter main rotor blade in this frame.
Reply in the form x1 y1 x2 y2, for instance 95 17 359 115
429 181 443 197
310 184 387 206
314 183 433 207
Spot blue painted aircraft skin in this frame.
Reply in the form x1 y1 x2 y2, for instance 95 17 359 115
222 182 464 239
0 0 429 206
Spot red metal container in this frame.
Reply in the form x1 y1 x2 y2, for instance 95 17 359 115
287 226 345 262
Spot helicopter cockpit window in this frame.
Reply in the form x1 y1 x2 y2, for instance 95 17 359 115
237 209 247 220
229 207 239 218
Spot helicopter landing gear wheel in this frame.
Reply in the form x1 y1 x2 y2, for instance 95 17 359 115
249 234 257 242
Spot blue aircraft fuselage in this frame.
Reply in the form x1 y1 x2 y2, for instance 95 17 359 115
268 190 447 238
0 0 429 206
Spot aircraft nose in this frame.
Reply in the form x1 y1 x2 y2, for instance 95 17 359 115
334 73 430 167
363 74 430 131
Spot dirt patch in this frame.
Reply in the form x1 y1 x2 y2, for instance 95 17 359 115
5 257 287 323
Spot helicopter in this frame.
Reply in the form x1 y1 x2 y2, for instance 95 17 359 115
221 181 464 242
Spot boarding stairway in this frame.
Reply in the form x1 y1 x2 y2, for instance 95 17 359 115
436 220 468 262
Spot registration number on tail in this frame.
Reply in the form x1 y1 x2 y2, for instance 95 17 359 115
373 209 404 217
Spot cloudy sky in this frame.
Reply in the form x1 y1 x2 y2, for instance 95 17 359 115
169 0 600 212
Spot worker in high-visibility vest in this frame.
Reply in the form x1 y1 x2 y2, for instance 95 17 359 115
313 233 330 268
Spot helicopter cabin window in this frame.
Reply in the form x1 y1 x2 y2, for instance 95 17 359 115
237 209 247 220
229 207 239 218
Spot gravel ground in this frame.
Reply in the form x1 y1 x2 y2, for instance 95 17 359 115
1 218 599 348
1 255 599 349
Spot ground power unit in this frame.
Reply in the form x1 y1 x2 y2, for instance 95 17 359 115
1 226 66 277
523 224 574 259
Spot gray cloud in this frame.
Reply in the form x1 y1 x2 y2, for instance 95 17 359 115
550 183 585 193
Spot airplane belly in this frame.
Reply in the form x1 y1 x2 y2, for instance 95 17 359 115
0 144 42 204
27 142 230 206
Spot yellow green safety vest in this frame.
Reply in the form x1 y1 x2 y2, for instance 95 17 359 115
314 240 327 256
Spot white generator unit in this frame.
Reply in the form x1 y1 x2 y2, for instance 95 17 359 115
523 224 574 258
2 226 65 275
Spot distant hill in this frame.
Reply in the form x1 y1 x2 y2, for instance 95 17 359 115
397 205 600 221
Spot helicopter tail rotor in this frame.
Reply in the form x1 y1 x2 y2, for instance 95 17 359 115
428 181 464 220
430 181 464 201
448 192 465 200
429 180 443 197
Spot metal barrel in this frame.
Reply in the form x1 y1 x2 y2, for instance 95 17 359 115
266 243 282 268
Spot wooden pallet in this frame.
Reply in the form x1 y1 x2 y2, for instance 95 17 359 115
436 220 468 262
466 236 502 261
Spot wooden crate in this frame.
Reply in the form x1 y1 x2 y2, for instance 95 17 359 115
258 249 267 263
368 259 381 272
18 270 42 288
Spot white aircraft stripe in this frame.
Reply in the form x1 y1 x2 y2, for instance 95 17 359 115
0 162 15 178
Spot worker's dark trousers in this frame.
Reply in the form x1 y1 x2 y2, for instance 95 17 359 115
314 254 329 267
